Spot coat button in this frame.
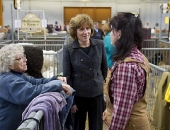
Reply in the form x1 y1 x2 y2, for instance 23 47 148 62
90 68 92 70
75 74 77 76
81 59 84 61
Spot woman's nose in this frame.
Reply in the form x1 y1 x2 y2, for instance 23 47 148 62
83 29 87 32
24 57 27 62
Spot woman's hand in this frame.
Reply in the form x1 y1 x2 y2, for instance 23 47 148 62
71 105 78 113
62 83 71 95
57 76 67 83
102 109 107 120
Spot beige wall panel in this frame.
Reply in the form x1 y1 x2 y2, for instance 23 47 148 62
95 7 111 22
81 7 94 20
64 7 81 22
64 7 111 28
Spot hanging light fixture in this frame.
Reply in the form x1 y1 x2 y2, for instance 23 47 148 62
14 0 21 10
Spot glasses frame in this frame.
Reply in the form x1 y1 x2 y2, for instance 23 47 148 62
14 54 26 61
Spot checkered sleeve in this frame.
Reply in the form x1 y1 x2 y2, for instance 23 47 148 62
108 62 145 130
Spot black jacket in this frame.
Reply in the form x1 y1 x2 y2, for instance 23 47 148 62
63 38 108 97
91 29 104 40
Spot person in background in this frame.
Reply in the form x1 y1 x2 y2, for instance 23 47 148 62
63 14 108 130
151 27 156 38
104 12 150 130
0 44 72 130
64 22 69 33
52 25 58 33
0 26 5 40
47 24 53 33
54 25 61 32
55 21 61 31
4 25 17 40
91 22 104 40
102 22 116 68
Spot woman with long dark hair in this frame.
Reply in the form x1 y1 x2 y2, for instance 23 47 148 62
103 12 150 130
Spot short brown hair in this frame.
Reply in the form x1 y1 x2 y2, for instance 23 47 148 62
102 22 111 35
68 14 94 39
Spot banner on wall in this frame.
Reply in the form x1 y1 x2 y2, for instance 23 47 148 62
21 13 42 33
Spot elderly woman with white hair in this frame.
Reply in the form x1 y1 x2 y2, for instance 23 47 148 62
0 44 72 130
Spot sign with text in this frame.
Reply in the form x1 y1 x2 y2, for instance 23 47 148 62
21 13 42 33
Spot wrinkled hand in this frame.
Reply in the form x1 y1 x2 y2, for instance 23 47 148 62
102 109 107 120
62 83 71 95
71 105 78 113
57 76 67 83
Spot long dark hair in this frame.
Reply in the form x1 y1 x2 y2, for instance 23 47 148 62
109 12 143 61
24 46 43 78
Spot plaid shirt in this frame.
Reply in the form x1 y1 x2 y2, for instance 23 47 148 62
109 47 146 130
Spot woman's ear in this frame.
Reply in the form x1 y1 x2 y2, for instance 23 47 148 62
117 30 121 39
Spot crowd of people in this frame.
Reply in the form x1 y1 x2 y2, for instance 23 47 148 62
0 12 151 130
0 25 17 40
47 23 61 33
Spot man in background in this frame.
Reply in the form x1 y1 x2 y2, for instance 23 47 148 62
54 21 61 31
91 22 104 40
4 25 17 40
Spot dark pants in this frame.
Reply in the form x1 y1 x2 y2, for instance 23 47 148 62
73 94 104 130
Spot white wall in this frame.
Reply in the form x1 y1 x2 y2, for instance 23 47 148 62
2 0 170 30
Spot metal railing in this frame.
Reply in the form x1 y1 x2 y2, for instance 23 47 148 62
17 110 44 130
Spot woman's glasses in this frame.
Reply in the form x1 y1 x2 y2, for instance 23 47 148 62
14 54 26 61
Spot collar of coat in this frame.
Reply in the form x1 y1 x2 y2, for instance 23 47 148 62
72 38 99 49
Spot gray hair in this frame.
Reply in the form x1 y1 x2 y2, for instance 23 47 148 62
0 44 24 73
